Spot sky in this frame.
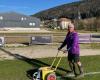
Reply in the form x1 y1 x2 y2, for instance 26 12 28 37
0 0 80 15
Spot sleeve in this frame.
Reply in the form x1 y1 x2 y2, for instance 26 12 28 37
71 33 79 49
59 36 67 50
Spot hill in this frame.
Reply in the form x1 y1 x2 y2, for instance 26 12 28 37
32 0 100 20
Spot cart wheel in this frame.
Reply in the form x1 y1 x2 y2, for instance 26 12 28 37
45 73 56 80
32 72 38 80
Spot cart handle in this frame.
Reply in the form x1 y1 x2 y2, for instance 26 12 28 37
50 51 59 68
50 50 67 70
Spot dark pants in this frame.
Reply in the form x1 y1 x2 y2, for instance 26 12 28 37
68 53 80 63
68 53 83 75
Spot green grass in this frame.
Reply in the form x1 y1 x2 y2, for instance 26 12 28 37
80 43 100 49
3 43 100 49
90 43 100 49
0 55 100 80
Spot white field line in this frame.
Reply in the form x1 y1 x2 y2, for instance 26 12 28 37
66 71 100 77
84 71 100 76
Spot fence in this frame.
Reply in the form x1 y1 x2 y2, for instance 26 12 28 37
0 34 100 46
0 35 53 46
79 34 100 43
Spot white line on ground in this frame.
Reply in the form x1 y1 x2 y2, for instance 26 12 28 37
66 71 100 77
84 72 100 76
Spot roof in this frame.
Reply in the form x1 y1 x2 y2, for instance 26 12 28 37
58 18 71 22
0 11 40 20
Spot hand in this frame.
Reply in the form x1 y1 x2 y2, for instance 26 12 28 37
63 50 67 53
58 47 61 51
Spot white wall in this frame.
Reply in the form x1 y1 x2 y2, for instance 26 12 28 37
60 21 71 29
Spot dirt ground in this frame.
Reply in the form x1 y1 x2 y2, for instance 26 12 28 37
0 44 100 60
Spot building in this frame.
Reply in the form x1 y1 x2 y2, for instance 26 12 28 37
0 12 40 30
58 18 71 29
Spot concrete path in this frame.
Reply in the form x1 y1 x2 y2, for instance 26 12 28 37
0 46 100 60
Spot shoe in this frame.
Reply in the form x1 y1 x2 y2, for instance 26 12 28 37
66 73 74 77
66 70 73 73
62 71 74 77
75 73 84 79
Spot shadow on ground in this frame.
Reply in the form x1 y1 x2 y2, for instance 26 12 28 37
0 48 75 80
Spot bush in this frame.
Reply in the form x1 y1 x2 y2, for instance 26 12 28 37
77 21 85 30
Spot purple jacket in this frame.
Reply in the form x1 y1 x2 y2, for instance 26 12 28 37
59 31 80 55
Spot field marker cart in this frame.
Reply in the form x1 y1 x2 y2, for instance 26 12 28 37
32 50 65 80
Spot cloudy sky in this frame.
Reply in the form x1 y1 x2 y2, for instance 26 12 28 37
0 0 79 15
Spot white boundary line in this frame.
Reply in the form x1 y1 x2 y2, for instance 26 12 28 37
84 72 100 76
66 71 100 77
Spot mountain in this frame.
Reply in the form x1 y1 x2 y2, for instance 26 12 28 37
32 0 100 20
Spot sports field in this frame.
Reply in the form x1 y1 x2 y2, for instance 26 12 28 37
0 55 100 80
0 30 100 80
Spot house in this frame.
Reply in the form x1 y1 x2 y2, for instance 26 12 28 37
0 12 40 30
58 18 71 29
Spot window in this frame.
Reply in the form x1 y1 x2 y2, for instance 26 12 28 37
29 23 33 26
32 23 35 26
29 22 36 26
21 17 26 21
23 17 26 20
21 17 24 20
0 16 3 20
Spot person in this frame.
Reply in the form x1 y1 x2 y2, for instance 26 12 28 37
58 22 84 78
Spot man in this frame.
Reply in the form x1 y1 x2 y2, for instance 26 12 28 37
58 23 84 78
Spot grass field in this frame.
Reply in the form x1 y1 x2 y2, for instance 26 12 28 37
0 55 100 80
